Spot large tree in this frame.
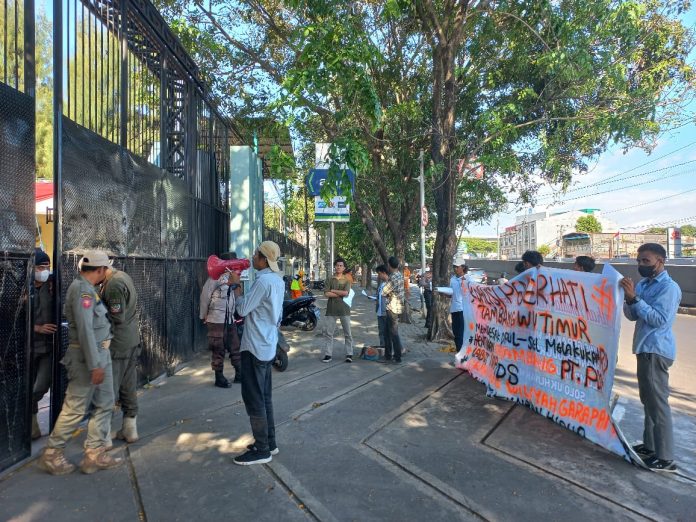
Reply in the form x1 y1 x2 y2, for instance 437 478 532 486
155 0 694 341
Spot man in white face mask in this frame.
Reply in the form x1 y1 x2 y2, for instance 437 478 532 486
31 248 57 439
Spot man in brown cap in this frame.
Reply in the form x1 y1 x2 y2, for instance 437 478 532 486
228 241 285 465
39 250 122 475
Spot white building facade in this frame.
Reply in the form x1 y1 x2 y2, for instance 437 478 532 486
499 209 619 259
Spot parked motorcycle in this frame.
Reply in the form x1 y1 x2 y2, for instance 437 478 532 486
281 295 320 331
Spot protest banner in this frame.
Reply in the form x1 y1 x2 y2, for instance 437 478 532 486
455 265 633 460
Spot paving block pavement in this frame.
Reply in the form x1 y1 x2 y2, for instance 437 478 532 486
1 287 695 521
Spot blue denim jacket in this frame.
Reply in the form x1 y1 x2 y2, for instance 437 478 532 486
623 270 681 360
376 282 386 317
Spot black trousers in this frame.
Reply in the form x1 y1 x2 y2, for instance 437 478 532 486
240 350 275 453
384 310 403 361
451 311 464 352
423 290 433 328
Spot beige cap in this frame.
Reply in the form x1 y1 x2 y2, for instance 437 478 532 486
78 250 113 269
257 241 281 272
452 255 468 267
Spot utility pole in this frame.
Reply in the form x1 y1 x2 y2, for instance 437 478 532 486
496 216 500 260
419 150 427 275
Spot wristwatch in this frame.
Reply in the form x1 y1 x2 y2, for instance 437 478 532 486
626 296 641 305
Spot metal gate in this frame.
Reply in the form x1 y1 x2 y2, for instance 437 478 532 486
0 0 239 473
0 0 35 471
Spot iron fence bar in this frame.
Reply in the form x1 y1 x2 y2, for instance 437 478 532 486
23 0 34 97
13 0 18 89
119 0 127 148
50 0 64 429
3 0 7 85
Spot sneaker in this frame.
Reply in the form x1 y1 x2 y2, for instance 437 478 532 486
644 457 677 473
233 449 272 466
246 443 279 456
632 444 655 458
345 355 353 363
322 355 332 363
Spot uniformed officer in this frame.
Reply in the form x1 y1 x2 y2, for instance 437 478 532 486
39 251 122 475
31 248 56 440
101 264 140 445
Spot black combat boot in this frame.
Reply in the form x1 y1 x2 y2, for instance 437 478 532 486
214 370 231 388
233 364 242 383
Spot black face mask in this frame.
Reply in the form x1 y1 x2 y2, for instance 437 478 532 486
638 264 657 278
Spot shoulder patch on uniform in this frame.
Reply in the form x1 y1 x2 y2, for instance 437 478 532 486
81 295 93 309
110 303 122 314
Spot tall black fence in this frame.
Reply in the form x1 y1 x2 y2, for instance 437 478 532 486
0 0 35 471
0 0 240 473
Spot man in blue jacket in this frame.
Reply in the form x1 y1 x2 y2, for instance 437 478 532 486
620 243 681 473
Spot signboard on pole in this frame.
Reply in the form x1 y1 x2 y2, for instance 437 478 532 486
315 196 350 223
307 168 356 197
421 205 428 227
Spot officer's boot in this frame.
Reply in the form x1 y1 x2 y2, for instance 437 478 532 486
31 414 41 440
214 370 231 388
39 447 76 475
233 364 242 383
80 447 123 474
117 416 139 443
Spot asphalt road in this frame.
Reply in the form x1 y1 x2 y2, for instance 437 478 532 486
615 313 696 414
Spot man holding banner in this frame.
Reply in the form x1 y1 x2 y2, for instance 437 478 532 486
620 243 681 473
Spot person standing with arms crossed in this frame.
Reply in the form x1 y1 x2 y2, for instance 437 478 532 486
228 241 285 465
39 251 121 475
322 257 354 363
620 243 681 472
101 264 141 444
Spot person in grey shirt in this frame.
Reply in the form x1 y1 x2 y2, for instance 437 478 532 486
228 241 285 465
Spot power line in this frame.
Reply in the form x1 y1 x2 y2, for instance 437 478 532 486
551 167 693 204
603 186 696 214
537 159 696 201
620 214 696 230
535 139 696 200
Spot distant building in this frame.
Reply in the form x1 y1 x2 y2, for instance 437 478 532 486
499 209 619 259
563 231 695 259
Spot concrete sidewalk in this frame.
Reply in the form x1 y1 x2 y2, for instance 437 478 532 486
1 289 695 521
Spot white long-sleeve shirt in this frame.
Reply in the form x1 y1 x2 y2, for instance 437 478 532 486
236 268 285 361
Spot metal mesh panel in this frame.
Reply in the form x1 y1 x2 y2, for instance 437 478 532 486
0 255 30 470
162 175 190 258
166 260 194 365
0 84 35 252
124 151 165 257
123 258 167 382
192 260 208 350
62 118 128 255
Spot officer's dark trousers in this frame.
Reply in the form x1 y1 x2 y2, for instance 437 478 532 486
208 323 241 371
384 310 403 361
32 351 52 414
112 344 141 418
451 311 464 352
240 350 275 453
423 290 433 328
637 353 674 460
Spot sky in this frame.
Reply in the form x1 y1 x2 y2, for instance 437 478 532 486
466 124 696 237
468 8 696 238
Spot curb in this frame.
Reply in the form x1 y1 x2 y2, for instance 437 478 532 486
678 306 696 316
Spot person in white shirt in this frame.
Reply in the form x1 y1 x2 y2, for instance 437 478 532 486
438 255 469 352
228 241 285 466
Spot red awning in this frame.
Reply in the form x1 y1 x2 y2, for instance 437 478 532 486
35 181 53 201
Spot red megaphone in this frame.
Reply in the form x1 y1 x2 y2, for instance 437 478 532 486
207 255 251 280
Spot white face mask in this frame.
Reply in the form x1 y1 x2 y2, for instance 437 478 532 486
35 270 50 283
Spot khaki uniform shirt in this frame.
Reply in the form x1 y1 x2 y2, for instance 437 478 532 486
101 269 140 358
325 276 351 316
64 274 112 371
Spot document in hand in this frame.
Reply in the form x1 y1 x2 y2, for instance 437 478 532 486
343 288 356 307
361 289 377 300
